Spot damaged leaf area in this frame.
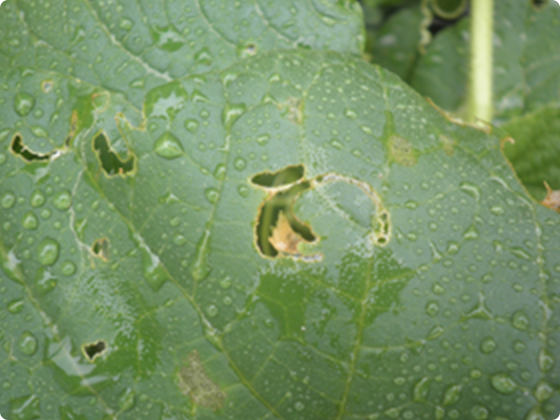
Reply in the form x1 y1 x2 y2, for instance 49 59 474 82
0 2 559 420
178 350 226 411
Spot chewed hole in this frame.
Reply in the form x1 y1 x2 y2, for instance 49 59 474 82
83 340 107 361
11 135 51 162
92 238 110 261
245 43 257 55
251 164 304 188
531 0 547 7
93 133 135 176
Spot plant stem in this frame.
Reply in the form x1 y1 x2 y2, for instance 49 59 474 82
468 0 494 123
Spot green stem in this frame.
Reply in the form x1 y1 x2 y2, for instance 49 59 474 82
468 0 494 123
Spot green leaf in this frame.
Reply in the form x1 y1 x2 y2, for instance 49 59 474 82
369 6 424 81
1 3 560 420
502 102 560 200
410 0 560 122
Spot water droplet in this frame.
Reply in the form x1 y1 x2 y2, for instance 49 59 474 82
442 384 462 406
222 103 246 129
404 200 418 210
511 310 529 331
37 237 60 266
413 377 431 401
460 182 480 199
256 134 270 145
330 139 344 149
194 47 213 65
294 401 305 412
119 18 133 31
154 132 184 159
238 185 249 197
14 92 36 116
53 190 72 210
61 261 76 276
220 277 232 289
140 246 168 291
491 373 517 394
384 374 400 386
118 388 135 411
513 340 526 353
22 212 38 230
19 332 38 356
40 208 52 219
480 337 497 354
490 205 505 216
344 108 358 119
30 190 46 208
207 304 218 317
184 119 199 134
8 298 24 313
534 381 553 402
205 188 219 204
1 192 16 209
427 325 444 340
191 89 209 103
173 234 186 246
471 405 489 419
432 283 445 295
234 156 246 171
190 228 211 281
9 394 40 420
35 267 58 295
426 301 439 317
223 296 232 306
538 348 554 372
211 163 226 181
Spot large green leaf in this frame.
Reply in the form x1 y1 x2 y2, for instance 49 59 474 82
502 103 560 200
410 0 560 123
1 3 560 420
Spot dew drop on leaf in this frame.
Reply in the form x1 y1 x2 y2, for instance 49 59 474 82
53 190 72 210
234 156 246 171
7 298 24 314
19 331 38 356
205 188 220 204
154 132 184 159
14 92 35 117
207 304 218 317
30 190 46 208
480 337 497 354
490 373 517 394
1 192 16 209
22 212 38 230
511 310 529 331
37 237 60 266
61 261 76 276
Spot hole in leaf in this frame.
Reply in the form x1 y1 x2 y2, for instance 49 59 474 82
83 340 107 361
92 238 110 261
10 135 51 162
251 164 305 188
252 166 316 257
531 0 547 8
93 133 135 176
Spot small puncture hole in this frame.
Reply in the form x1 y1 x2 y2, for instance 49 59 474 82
83 340 107 361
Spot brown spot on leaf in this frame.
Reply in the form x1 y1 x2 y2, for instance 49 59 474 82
390 135 416 166
178 350 226 411
440 134 455 156
542 182 560 212
269 212 304 254
279 97 303 125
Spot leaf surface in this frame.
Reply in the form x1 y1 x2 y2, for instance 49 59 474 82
1 3 560 420
410 0 560 122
